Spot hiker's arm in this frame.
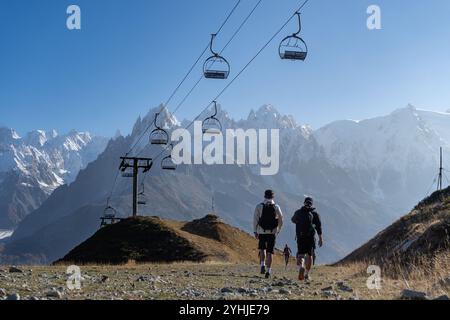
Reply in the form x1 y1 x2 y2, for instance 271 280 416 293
276 206 283 234
313 212 324 246
253 205 260 235
291 211 298 224
312 212 322 235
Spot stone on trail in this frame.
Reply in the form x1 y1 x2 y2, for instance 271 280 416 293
400 289 429 300
46 288 64 299
8 266 23 273
336 281 353 292
321 286 333 291
279 288 291 295
6 293 20 300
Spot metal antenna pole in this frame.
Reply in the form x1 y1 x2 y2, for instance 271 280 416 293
438 147 443 191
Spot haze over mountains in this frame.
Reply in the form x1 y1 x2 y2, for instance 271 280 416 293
1 104 449 264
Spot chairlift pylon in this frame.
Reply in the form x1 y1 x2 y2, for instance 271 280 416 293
279 12 308 61
202 101 222 135
150 112 169 145
161 143 177 171
203 34 230 80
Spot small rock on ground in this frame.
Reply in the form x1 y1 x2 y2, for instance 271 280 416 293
8 266 23 273
400 289 429 300
6 293 20 300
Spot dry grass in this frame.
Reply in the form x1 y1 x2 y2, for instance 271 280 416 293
338 251 450 298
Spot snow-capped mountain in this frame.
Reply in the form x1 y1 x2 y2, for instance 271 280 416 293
3 105 397 264
314 105 450 211
0 128 108 229
3 104 449 264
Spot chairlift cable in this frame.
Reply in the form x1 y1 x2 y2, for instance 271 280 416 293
107 0 244 204
188 0 312 129
124 0 243 157
167 0 264 117
135 0 266 157
144 0 312 168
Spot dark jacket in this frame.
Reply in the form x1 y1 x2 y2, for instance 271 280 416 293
291 206 322 238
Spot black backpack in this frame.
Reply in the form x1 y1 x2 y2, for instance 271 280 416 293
295 207 315 238
258 203 279 232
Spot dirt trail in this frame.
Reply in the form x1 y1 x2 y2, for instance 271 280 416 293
2 263 445 300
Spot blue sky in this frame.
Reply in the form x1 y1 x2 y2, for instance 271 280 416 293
1 0 450 137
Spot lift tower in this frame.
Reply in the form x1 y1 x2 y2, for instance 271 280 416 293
119 157 153 217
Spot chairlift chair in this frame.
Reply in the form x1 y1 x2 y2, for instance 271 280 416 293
279 12 308 61
122 172 134 178
137 183 147 205
161 143 177 170
103 205 117 219
150 113 169 145
202 101 223 135
203 34 230 80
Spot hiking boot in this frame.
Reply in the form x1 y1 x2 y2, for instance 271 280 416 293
260 266 266 275
265 272 271 279
298 267 305 281
305 274 310 281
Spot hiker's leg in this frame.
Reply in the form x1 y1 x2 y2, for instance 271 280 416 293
297 253 305 270
304 254 312 272
259 249 266 265
266 252 273 269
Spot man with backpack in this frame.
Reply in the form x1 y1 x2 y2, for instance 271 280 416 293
253 189 284 279
291 197 323 281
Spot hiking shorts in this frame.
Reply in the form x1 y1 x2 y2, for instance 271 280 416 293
258 234 276 254
297 236 315 256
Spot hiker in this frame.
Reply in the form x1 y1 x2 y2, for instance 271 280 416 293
253 189 284 278
291 197 323 281
283 244 292 268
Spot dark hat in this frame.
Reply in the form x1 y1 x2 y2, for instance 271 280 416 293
304 197 313 205
264 190 275 199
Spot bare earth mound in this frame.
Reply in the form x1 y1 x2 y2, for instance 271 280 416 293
55 215 283 265
339 187 450 277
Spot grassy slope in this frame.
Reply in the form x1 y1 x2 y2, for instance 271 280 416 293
339 187 450 282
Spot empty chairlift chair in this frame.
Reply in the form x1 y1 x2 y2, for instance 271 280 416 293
203 34 230 80
161 143 177 171
279 12 308 61
100 202 122 227
137 184 147 205
103 205 116 219
119 158 134 177
202 101 222 135
122 172 134 178
150 112 169 145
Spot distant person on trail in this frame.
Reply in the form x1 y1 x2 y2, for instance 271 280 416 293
291 197 323 281
253 189 284 279
283 244 292 268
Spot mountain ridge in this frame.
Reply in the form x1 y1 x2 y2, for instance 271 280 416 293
0 128 108 229
2 104 449 264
